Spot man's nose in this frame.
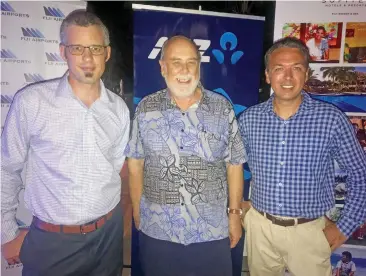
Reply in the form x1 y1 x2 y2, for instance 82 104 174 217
82 48 93 61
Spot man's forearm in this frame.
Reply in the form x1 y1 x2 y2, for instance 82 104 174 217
127 159 144 213
1 170 22 244
227 164 244 209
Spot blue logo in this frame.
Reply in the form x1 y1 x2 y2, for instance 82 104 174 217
1 95 13 104
24 73 44 83
212 32 244 65
43 6 65 18
1 49 16 59
1 1 15 12
46 52 63 62
213 88 246 115
21 27 45 38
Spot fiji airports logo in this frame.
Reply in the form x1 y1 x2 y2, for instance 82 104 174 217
1 1 29 18
1 95 13 104
45 52 66 66
1 94 13 108
21 27 58 44
1 49 31 64
43 6 65 21
24 73 45 83
1 34 7 40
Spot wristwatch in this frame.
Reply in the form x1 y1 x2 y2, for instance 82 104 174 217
227 208 243 216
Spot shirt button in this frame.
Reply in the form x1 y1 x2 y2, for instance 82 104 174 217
281 141 286 145
181 129 184 132
182 113 185 116
278 204 283 208
180 146 183 149
181 202 184 206
278 182 283 187
283 121 287 125
280 161 284 166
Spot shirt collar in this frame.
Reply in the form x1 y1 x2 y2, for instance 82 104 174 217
55 70 112 104
262 90 315 115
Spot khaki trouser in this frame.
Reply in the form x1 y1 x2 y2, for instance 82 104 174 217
243 208 332 276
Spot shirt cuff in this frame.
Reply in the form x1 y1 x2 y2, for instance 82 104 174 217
1 219 19 245
336 215 360 238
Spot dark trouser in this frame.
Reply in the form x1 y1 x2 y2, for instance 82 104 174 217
139 232 232 276
20 203 123 276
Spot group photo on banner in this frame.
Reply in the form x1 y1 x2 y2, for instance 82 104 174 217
1 1 366 276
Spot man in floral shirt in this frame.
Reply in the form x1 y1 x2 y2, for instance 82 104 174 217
125 35 246 276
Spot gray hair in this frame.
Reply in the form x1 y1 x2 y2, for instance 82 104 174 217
60 9 110 45
265 37 310 70
160 35 201 62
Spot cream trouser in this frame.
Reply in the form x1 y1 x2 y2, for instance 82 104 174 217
243 208 332 276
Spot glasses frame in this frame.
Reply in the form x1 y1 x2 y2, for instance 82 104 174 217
63 44 108 56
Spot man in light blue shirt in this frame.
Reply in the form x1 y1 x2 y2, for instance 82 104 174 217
1 10 130 275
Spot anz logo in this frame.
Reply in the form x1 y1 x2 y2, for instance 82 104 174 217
148 32 243 65
148 37 211 62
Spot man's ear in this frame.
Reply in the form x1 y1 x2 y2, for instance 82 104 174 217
105 46 111 62
59 44 67 62
159 60 166 77
265 69 271 85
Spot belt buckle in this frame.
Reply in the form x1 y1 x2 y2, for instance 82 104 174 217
80 225 87 235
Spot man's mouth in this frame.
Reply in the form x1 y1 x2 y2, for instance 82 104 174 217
281 85 294 89
81 66 95 72
176 77 191 84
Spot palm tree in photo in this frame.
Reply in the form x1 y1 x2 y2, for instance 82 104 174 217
336 67 356 92
307 68 318 81
321 67 340 90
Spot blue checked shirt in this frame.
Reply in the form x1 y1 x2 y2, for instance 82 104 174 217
238 92 366 237
125 88 246 245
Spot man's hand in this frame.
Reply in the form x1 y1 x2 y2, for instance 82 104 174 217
323 222 347 251
133 211 140 230
229 214 242 248
1 229 28 265
241 201 251 229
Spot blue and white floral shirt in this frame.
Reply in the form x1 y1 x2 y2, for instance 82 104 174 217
125 88 246 245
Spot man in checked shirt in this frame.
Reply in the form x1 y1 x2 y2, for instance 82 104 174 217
238 37 366 276
1 10 129 275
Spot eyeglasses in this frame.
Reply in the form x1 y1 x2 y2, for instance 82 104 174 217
64 44 107 56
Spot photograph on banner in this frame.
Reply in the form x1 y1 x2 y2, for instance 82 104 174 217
282 22 342 63
344 22 366 63
304 66 366 113
326 113 366 276
304 66 366 95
